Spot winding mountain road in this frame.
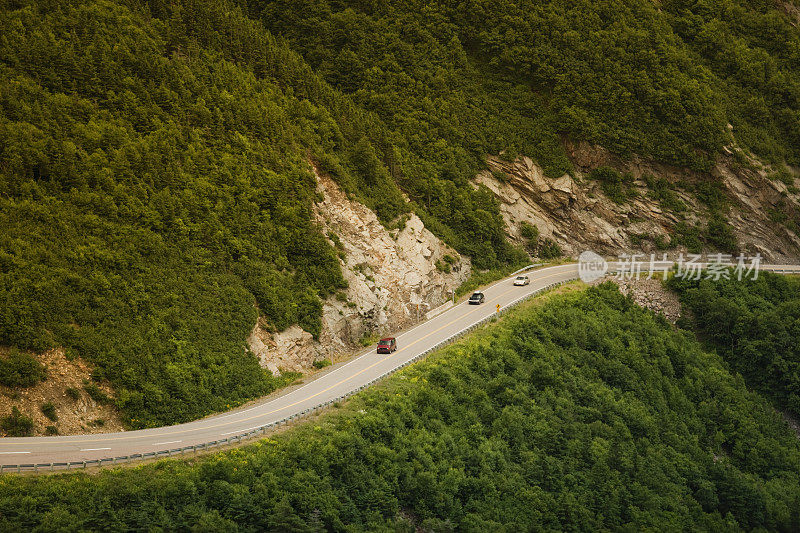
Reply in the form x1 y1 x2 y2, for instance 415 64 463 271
2 261 799 468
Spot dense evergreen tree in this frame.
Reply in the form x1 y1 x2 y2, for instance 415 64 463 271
0 0 521 426
255 0 800 170
670 271 800 416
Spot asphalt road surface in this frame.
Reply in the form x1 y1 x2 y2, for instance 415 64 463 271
2 261 798 466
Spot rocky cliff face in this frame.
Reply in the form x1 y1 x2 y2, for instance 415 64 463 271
248 168 470 375
475 141 800 261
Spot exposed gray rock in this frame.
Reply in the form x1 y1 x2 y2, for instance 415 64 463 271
476 142 800 262
248 166 470 374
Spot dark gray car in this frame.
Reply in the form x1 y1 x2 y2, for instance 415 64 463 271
468 291 485 304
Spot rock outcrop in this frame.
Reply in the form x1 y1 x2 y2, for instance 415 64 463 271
249 141 799 375
248 167 470 375
595 277 682 324
474 154 672 256
475 142 800 261
712 161 800 259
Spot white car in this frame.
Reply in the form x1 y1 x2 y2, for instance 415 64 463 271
513 275 530 286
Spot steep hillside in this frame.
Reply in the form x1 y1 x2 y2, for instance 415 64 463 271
247 165 470 375
1 0 346 427
0 347 124 437
256 0 800 257
478 145 800 260
256 0 800 171
1 285 799 530
0 0 519 428
3 0 800 430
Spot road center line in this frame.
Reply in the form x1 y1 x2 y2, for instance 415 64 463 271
152 440 181 446
179 269 572 435
74 267 573 443
199 265 565 423
80 447 111 452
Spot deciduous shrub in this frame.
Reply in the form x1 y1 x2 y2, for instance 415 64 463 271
538 238 563 259
589 167 636 204
65 387 81 401
83 383 110 405
1 407 33 437
40 402 57 422
0 351 46 388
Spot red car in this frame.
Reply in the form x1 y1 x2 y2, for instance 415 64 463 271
377 337 397 354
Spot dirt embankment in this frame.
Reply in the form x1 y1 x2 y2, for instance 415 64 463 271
0 348 124 437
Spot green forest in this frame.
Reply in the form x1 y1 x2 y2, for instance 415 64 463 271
1 284 799 530
3 0 800 425
669 272 800 417
0 0 521 427
254 0 800 172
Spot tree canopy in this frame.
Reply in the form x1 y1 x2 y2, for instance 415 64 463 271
254 0 800 171
669 271 800 416
3 0 800 425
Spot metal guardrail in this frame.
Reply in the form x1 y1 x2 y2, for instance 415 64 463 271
0 272 576 474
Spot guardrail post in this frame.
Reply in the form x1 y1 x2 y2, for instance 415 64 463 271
83 461 86 470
